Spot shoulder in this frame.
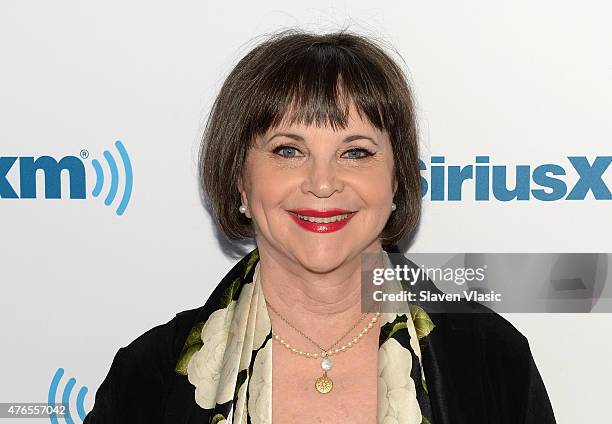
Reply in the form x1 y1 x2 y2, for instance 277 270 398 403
430 300 533 367
455 302 528 347
124 306 204 367
128 306 205 374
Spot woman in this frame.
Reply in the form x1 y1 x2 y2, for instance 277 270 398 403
84 29 556 423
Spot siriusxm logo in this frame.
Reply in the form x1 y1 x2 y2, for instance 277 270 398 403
419 156 611 201
48 367 89 424
0 140 133 215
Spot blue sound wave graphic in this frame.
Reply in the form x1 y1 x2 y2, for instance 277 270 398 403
48 367 89 424
91 140 133 216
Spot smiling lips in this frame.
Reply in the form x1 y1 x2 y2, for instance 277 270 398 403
287 208 357 233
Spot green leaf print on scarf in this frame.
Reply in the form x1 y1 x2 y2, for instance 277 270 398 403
211 413 227 424
219 277 241 309
175 321 205 375
409 304 435 341
243 249 259 279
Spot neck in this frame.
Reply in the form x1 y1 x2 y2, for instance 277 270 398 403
255 238 384 348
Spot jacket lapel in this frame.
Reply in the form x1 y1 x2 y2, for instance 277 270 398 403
419 313 488 423
387 248 489 423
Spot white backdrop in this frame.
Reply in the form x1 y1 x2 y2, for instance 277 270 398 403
1 1 611 422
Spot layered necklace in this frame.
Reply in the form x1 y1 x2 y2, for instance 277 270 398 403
265 300 380 394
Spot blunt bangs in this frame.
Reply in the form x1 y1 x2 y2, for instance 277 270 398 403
240 35 402 143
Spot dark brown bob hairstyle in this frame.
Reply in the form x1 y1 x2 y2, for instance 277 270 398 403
199 28 421 247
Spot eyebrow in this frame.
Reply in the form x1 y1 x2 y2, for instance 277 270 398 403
267 132 379 146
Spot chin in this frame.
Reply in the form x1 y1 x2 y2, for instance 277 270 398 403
291 239 362 273
297 256 345 274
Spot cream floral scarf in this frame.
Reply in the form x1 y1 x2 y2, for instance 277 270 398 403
175 248 435 423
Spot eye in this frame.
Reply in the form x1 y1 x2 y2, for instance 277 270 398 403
342 148 375 160
272 145 303 159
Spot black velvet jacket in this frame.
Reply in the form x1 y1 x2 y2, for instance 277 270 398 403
84 247 557 423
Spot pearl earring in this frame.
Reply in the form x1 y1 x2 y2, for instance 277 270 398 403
391 202 396 212
239 205 247 214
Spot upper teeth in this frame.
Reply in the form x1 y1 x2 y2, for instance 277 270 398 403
295 213 351 223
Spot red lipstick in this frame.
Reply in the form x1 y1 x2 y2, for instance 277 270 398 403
287 208 357 233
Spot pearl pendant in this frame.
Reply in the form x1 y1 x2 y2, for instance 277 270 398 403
321 357 333 371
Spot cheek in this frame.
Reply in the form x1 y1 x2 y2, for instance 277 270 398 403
353 168 395 229
354 169 394 204
247 163 294 209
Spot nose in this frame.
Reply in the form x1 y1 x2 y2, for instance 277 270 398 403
300 157 344 198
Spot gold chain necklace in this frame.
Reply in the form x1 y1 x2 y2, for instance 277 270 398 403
265 300 380 394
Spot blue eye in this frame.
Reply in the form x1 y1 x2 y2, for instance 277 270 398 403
273 145 302 158
342 148 374 159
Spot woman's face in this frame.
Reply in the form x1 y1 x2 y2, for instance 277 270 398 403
238 102 397 273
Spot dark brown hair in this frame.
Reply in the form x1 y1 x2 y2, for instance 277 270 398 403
199 28 421 246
